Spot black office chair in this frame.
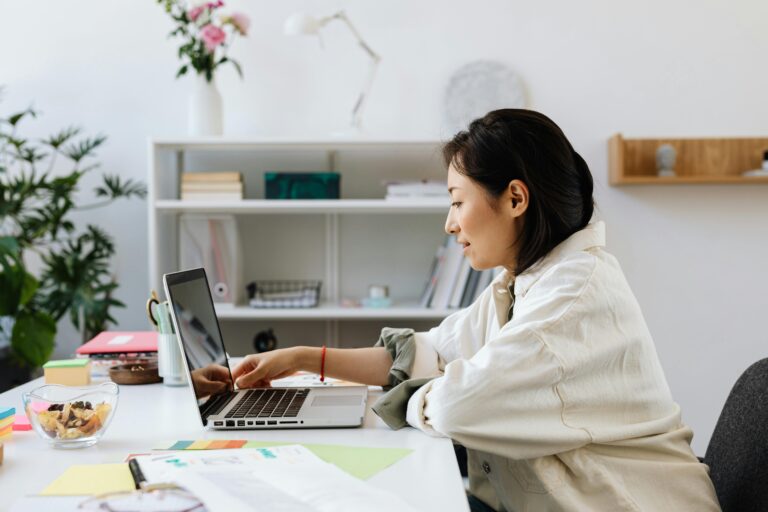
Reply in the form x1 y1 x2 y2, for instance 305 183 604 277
704 358 768 512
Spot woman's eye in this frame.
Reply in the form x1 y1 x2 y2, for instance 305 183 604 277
451 202 462 208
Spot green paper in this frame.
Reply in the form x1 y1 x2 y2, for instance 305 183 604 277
241 441 411 480
43 358 89 368
227 441 412 480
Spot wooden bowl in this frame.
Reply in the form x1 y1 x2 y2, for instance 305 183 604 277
108 363 162 385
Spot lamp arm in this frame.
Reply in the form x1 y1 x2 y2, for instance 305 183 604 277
319 10 381 129
326 11 381 61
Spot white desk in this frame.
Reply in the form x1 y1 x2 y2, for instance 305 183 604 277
0 377 468 512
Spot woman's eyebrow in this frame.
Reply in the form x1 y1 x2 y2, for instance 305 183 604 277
448 186 461 193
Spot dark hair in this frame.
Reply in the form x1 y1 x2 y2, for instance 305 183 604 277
443 109 594 276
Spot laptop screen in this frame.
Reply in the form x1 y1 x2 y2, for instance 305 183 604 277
164 268 234 413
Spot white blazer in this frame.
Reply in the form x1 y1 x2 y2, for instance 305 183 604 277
405 221 720 511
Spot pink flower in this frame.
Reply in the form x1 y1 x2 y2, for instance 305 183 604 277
188 6 204 21
229 12 250 36
200 24 226 52
207 1 223 8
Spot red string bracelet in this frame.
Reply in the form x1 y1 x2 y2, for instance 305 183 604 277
320 345 327 382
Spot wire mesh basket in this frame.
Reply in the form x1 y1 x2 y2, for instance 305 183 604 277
246 280 322 308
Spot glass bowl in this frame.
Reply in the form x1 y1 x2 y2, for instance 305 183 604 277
22 381 119 449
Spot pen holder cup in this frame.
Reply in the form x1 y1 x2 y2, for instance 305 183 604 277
157 333 187 386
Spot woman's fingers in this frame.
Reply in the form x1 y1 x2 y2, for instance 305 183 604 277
236 361 269 388
232 356 258 380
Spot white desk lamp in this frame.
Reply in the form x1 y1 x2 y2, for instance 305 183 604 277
285 11 381 130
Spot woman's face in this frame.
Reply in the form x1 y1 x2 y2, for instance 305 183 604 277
445 164 526 272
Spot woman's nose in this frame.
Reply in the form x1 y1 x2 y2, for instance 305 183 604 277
445 213 459 235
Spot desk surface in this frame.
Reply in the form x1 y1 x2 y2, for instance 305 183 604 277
0 377 468 511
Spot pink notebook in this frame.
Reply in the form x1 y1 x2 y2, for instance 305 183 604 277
76 331 158 355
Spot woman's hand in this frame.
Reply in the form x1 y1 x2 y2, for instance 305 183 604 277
232 347 303 388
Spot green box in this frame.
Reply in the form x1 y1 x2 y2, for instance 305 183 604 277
265 172 340 199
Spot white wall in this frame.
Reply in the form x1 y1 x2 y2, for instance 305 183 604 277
3 0 768 454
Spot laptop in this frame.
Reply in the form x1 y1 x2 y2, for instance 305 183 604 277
163 268 367 430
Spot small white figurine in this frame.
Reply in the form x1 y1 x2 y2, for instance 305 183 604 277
656 144 677 177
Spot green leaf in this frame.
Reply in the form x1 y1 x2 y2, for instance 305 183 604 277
63 134 107 163
42 126 81 150
5 107 37 127
176 65 189 79
20 272 39 307
0 236 20 256
11 309 56 367
94 175 147 199
230 59 244 79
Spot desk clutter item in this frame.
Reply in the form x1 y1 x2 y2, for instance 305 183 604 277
181 171 243 200
265 172 340 199
153 440 413 480
108 363 162 385
40 463 135 496
157 333 187 386
77 331 158 356
43 359 91 386
22 382 119 449
1 406 15 440
247 280 321 308
179 214 242 306
13 414 32 431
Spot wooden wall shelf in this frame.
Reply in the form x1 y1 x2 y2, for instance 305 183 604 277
608 134 768 185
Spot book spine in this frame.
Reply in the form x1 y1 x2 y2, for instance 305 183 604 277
182 172 242 182
429 239 464 309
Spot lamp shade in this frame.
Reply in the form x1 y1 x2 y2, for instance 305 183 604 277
284 13 321 35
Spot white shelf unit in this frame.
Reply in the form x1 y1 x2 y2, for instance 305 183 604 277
148 137 456 352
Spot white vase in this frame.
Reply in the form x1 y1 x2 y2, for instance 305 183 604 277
188 74 223 136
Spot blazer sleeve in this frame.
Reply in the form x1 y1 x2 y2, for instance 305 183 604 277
406 256 598 460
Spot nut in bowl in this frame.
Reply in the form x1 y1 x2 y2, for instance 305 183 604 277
22 381 119 448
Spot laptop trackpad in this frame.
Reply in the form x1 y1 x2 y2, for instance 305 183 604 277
312 395 363 407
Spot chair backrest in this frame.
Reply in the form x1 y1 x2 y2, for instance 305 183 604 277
704 358 768 512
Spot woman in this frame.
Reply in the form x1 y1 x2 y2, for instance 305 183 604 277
233 109 720 511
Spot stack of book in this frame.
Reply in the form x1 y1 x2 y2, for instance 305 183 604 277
385 180 448 200
181 172 244 200
419 236 496 310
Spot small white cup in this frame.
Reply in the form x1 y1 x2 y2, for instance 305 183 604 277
157 333 187 386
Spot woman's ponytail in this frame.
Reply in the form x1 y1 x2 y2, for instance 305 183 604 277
570 149 595 228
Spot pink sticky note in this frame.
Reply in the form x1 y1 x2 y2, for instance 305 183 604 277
13 414 31 431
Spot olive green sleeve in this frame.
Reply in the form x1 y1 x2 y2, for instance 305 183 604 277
374 327 418 389
372 377 434 430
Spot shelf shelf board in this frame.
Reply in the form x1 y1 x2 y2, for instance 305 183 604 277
609 133 768 186
613 175 768 185
214 303 458 320
152 137 442 152
155 198 450 214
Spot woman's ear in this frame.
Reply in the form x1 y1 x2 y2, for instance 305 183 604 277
506 179 529 217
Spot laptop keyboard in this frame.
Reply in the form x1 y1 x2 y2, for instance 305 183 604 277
225 388 310 419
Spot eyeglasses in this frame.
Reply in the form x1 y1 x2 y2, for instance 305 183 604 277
77 485 204 512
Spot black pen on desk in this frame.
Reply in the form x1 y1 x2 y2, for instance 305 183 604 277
128 458 146 490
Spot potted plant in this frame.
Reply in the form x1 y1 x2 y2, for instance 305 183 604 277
0 97 145 390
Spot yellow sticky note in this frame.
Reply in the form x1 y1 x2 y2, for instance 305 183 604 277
40 463 135 496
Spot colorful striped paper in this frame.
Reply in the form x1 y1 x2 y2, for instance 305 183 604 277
153 440 413 480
